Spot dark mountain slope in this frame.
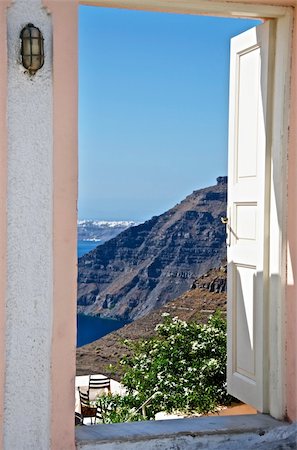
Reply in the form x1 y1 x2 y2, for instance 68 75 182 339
77 177 227 321
76 264 227 378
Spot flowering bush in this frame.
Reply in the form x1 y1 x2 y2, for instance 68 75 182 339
120 311 231 418
95 393 144 424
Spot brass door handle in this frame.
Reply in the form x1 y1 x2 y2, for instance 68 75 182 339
221 213 231 246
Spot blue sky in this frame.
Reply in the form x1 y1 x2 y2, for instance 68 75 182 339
79 6 259 222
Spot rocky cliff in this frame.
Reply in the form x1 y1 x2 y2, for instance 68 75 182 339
77 177 227 321
76 264 227 378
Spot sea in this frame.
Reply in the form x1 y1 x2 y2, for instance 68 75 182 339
77 240 101 258
77 314 127 347
77 240 127 347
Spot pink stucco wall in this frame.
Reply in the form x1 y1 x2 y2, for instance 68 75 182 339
43 1 78 449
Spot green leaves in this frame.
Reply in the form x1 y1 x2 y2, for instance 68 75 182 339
95 393 145 424
120 311 231 417
95 312 231 423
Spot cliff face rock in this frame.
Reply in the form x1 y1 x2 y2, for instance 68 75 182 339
76 265 227 378
191 264 227 293
77 177 227 321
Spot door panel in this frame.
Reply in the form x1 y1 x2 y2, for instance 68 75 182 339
235 264 256 379
227 21 275 412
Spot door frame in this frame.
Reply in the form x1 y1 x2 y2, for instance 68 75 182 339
42 1 293 445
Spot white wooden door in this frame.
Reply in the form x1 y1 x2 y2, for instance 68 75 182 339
227 22 275 412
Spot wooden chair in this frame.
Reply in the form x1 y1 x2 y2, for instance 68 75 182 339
88 375 111 393
75 412 83 426
95 398 106 424
78 388 97 425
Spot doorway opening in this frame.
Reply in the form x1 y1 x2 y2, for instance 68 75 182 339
76 6 261 425
67 1 292 436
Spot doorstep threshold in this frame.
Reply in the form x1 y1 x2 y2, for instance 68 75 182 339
76 414 294 449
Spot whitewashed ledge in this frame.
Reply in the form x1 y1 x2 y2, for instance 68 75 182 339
76 415 297 450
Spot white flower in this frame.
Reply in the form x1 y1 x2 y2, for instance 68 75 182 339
191 341 199 351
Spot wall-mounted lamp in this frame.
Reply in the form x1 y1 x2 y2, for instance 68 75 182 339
20 23 44 75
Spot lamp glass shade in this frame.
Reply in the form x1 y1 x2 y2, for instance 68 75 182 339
20 24 44 74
